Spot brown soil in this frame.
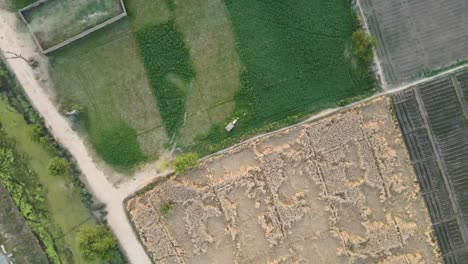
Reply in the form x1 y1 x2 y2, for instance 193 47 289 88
127 97 439 263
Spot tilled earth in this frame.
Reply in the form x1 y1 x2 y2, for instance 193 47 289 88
127 97 439 263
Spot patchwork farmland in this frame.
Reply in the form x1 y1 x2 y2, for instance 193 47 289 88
392 69 468 263
360 0 468 85
49 0 375 170
127 98 438 263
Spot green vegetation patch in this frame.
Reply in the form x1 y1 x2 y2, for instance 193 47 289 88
173 152 198 175
94 122 146 169
190 0 375 155
0 130 61 263
8 0 35 10
136 22 194 138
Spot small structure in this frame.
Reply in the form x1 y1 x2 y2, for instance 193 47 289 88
225 118 238 132
18 0 127 54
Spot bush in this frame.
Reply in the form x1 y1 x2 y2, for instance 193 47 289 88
160 203 176 216
94 123 146 170
174 152 199 175
47 158 69 176
352 30 377 63
76 225 120 263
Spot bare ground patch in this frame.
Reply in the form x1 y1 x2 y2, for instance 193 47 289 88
127 97 439 263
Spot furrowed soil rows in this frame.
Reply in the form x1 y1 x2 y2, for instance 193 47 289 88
127 97 438 263
360 0 468 85
392 69 468 263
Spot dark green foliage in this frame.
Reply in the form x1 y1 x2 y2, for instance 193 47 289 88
173 152 199 175
352 30 377 63
94 123 146 169
48 157 69 176
189 0 375 155
76 225 120 262
136 22 193 138
159 202 176 216
9 0 35 9
0 130 61 263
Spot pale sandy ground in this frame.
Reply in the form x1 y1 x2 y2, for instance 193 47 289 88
1 4 468 264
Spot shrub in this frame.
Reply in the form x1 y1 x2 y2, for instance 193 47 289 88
352 30 377 63
94 123 146 170
174 152 199 175
47 157 69 176
160 202 176 216
29 125 45 142
76 225 120 263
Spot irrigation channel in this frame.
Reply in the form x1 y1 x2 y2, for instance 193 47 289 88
1 6 468 263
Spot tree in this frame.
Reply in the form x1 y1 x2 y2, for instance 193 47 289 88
173 152 199 175
29 125 45 142
352 30 377 63
76 225 119 263
47 158 69 176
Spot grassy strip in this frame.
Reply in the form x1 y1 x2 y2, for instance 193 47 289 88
0 128 61 263
94 122 147 170
135 22 193 138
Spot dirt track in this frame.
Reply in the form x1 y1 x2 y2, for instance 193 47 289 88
0 9 157 264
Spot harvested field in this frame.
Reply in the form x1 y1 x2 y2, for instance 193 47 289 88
392 69 468 263
360 0 468 85
127 97 438 263
21 0 125 51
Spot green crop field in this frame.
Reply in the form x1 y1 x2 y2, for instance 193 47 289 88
189 0 375 155
50 0 242 169
50 0 374 167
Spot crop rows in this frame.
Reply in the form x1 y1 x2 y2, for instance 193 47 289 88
392 71 468 263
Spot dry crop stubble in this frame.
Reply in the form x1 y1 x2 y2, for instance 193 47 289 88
127 97 438 263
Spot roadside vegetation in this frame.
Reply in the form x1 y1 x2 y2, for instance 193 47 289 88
77 225 121 263
0 63 126 263
173 152 199 175
352 30 377 63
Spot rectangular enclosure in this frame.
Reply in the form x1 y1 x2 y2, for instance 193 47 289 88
19 0 127 54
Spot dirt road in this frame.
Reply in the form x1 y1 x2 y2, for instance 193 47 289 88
0 9 156 264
